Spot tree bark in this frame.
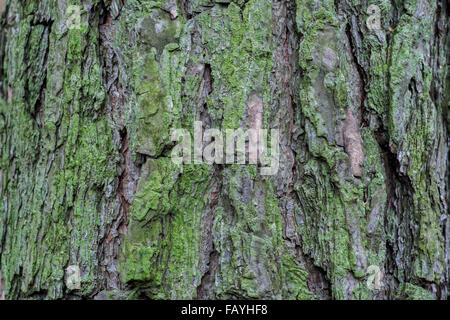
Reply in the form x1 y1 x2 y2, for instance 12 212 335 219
0 0 448 300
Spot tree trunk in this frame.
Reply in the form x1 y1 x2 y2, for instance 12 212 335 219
0 0 448 300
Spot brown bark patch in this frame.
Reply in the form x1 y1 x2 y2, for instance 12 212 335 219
0 269 4 300
343 108 364 177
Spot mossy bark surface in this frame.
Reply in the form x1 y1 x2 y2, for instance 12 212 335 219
0 0 448 299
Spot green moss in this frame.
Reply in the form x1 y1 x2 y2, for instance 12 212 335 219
0 1 117 298
211 168 307 299
397 283 435 300
120 159 213 298
281 254 315 300
292 0 390 299
386 2 445 283
188 0 274 130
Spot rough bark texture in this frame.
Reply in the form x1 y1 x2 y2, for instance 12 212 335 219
0 0 448 300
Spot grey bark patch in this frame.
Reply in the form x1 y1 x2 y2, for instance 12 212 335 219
322 47 337 71
343 108 364 177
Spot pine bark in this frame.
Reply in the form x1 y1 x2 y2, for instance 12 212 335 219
0 0 448 300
